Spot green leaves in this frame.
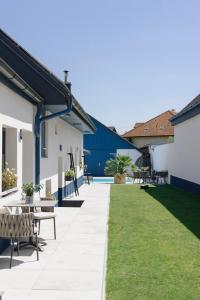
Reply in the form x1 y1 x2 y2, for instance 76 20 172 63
22 183 43 196
104 155 132 176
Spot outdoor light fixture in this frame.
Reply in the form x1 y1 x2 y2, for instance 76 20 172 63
59 144 62 151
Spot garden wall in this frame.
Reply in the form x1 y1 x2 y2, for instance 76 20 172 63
149 143 174 181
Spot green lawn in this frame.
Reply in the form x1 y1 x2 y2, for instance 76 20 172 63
106 184 200 300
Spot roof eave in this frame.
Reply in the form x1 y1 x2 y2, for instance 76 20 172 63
170 104 200 125
0 58 43 104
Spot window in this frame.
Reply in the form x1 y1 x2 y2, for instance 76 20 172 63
41 115 48 158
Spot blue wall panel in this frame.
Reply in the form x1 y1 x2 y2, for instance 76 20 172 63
85 149 116 176
84 116 138 176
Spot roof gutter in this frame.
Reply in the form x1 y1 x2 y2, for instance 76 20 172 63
0 58 43 103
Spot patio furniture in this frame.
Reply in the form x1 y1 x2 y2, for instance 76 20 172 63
33 197 56 240
0 212 39 268
5 199 57 248
84 173 93 185
133 172 142 183
155 171 168 184
140 171 150 184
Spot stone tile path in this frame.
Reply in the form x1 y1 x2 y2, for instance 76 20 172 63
0 183 110 300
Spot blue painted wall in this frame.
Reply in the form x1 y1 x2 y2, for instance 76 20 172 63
84 116 138 176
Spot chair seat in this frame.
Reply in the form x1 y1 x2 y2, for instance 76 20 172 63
33 212 56 220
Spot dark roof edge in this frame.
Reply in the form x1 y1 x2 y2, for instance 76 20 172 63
0 28 95 130
171 104 200 125
0 28 71 99
89 114 141 152
72 99 96 132
0 58 43 104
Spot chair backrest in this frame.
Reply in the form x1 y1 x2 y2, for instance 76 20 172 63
40 197 54 212
140 171 149 178
0 213 34 238
133 172 141 179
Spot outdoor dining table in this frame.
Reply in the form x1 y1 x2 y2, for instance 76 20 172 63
4 199 58 251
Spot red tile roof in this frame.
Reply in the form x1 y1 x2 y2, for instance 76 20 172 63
122 110 176 138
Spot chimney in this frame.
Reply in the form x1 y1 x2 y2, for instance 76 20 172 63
171 109 176 114
63 70 72 91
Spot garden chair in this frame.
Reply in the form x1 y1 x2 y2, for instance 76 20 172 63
33 197 56 239
133 172 142 183
0 212 39 268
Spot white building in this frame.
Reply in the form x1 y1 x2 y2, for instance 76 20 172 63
0 29 95 209
169 95 200 194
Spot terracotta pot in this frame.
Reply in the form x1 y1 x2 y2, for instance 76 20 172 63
114 174 126 184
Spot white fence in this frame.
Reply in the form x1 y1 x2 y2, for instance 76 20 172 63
149 143 174 173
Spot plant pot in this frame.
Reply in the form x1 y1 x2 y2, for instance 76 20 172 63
25 195 34 204
65 176 72 181
114 174 126 184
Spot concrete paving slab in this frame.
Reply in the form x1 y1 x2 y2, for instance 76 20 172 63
0 184 110 300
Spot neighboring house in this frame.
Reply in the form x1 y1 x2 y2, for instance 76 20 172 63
122 110 176 149
170 94 200 194
0 29 95 209
84 116 141 176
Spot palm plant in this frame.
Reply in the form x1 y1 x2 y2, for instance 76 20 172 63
104 155 132 183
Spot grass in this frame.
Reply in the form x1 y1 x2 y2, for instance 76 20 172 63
106 184 200 300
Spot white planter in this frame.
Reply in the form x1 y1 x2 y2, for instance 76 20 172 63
25 195 34 204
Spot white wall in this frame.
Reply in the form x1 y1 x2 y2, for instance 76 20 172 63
169 114 200 185
150 143 174 173
22 130 35 183
0 76 84 201
117 149 142 164
40 113 83 197
132 136 171 149
0 77 34 202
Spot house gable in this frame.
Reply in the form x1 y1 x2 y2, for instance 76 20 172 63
84 115 138 150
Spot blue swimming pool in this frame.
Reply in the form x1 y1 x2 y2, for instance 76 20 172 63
93 177 133 184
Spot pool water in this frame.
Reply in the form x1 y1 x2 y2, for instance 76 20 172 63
93 177 133 184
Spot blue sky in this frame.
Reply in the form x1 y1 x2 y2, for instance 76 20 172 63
1 0 200 133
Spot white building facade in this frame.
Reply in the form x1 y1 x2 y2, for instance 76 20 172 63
0 29 95 209
170 102 200 194
146 97 200 191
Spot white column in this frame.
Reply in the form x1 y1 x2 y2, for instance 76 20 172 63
5 127 17 171
17 128 23 191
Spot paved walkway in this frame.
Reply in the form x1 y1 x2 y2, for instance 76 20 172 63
0 184 110 300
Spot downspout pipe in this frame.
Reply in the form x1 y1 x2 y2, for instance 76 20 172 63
34 97 72 187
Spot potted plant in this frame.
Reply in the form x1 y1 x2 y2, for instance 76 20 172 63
65 169 75 181
104 155 132 184
2 162 17 191
22 183 43 203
